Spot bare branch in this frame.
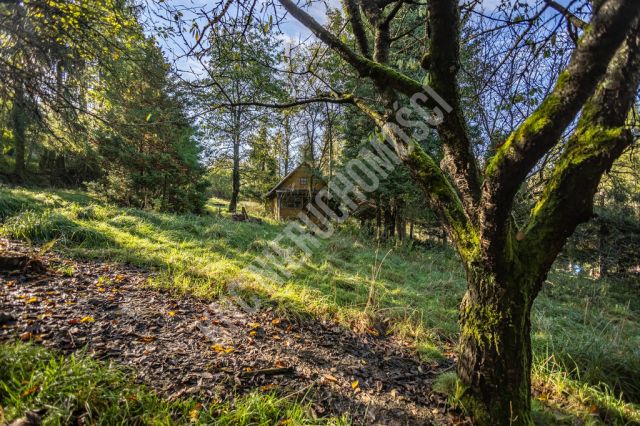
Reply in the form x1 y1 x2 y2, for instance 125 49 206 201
544 0 587 29
207 94 356 111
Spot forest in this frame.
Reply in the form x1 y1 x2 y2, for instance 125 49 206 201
0 0 639 425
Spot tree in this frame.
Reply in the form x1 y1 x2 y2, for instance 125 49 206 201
274 1 640 423
0 0 208 212
197 26 281 212
93 37 208 212
245 121 279 198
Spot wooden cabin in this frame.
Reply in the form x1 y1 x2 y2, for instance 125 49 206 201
265 162 326 221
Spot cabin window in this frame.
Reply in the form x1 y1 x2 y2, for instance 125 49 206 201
281 193 308 209
299 177 308 185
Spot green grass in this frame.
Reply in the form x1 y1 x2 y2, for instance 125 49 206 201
0 342 347 425
1 186 639 423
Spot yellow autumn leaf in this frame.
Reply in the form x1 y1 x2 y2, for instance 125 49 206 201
80 316 95 323
168 311 176 317
211 344 234 353
260 384 278 392
21 384 40 398
351 380 359 390
26 297 39 304
188 408 200 422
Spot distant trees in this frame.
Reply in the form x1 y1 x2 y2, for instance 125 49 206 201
0 0 207 213
244 122 279 198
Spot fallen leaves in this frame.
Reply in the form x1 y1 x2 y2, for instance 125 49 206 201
211 344 234 354
188 408 200 423
323 374 338 383
260 383 278 392
1 239 455 426
20 385 40 398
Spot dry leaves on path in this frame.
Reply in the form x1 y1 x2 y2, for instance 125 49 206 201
0 239 469 425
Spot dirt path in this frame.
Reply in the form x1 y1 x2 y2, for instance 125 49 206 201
0 239 468 425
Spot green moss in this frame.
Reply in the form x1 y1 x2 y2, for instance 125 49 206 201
461 300 506 350
407 145 479 261
357 55 423 95
528 125 624 223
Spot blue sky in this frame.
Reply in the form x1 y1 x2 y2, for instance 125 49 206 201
145 0 341 78
144 0 576 79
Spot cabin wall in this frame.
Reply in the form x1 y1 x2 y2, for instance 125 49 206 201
279 206 303 220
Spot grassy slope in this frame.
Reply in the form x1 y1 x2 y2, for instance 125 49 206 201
1 187 638 424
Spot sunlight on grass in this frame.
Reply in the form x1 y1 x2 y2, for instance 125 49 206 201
1 186 639 423
0 342 347 425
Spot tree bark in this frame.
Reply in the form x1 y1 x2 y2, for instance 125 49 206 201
457 263 538 425
597 192 608 279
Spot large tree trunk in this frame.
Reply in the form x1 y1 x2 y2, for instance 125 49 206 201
457 264 538 426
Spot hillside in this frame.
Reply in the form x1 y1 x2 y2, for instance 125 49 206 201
1 187 638 425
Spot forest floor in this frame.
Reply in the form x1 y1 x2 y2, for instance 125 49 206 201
1 239 467 425
1 187 639 425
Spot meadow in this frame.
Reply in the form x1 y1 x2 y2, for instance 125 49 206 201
1 186 638 424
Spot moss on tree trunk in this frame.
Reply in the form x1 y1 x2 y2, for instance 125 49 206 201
457 264 537 425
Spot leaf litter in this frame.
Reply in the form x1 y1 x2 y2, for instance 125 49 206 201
0 238 469 425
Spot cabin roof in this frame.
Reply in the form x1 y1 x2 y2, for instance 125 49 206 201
265 162 322 198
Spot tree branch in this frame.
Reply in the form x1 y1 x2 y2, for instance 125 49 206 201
208 94 356 111
544 0 587 29
278 0 424 97
343 0 371 58
479 0 640 263
518 21 640 284
427 0 482 223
